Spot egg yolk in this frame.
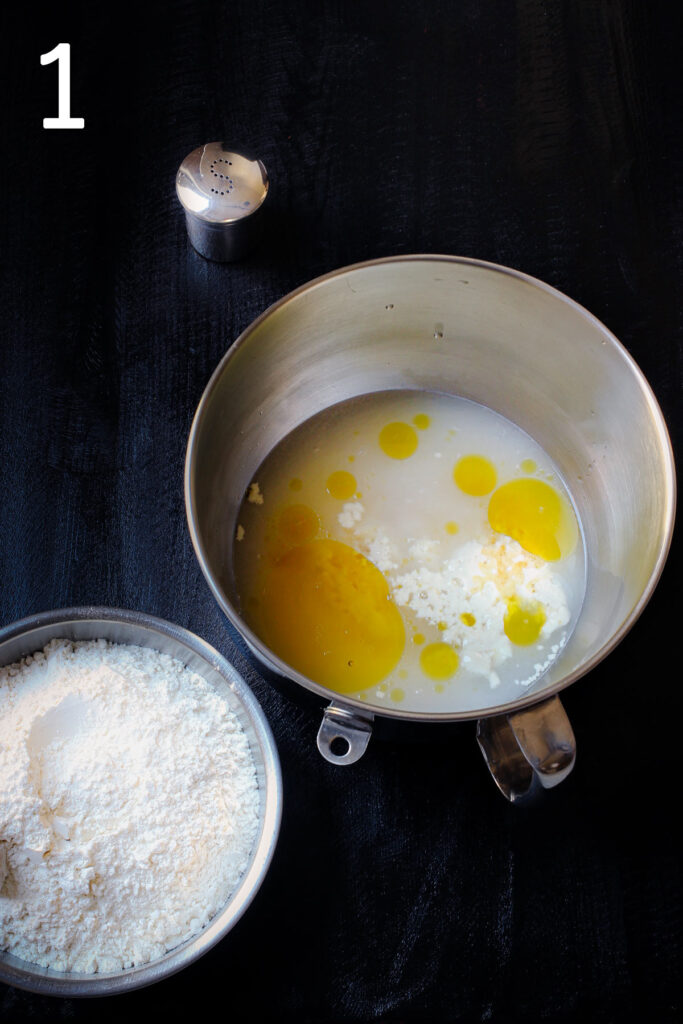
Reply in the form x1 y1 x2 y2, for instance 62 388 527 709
412 414 431 430
488 478 577 561
277 504 319 546
445 521 459 535
419 642 459 680
504 597 546 645
326 470 357 500
254 538 405 693
379 422 418 459
454 455 497 496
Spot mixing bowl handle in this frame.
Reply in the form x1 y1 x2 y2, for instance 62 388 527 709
476 695 576 802
317 702 374 764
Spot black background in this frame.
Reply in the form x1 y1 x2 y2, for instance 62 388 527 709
0 2 680 1021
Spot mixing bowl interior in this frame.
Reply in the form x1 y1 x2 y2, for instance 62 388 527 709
187 256 674 718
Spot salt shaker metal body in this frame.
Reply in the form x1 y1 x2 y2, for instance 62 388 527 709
176 143 269 261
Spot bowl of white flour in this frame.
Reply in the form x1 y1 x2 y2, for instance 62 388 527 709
0 607 282 996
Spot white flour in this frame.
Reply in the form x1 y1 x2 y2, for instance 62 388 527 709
0 639 259 973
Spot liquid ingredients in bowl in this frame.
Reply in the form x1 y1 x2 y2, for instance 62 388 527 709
0 639 259 973
234 392 585 713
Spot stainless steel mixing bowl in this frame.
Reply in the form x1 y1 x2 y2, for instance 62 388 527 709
0 607 282 996
185 255 675 800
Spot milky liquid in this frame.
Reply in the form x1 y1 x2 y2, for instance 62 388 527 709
233 391 586 713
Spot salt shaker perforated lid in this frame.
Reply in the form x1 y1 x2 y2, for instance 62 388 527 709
176 143 269 262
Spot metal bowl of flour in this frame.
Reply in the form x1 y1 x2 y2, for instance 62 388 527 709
0 606 282 997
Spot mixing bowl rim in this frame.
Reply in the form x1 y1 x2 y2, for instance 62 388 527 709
0 605 283 997
185 253 676 722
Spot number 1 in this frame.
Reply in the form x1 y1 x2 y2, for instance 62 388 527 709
41 44 85 129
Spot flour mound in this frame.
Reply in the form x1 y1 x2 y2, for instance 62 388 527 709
0 639 259 973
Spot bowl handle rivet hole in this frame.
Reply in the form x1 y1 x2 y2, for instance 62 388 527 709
329 735 350 757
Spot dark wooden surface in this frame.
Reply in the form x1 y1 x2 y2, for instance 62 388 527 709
1 2 680 1021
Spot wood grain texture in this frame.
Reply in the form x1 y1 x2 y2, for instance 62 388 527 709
0 1 680 1021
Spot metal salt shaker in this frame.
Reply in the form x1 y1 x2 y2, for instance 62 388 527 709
176 143 269 261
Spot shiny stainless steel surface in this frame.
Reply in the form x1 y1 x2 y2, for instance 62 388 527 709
185 255 675 793
176 143 268 261
477 695 576 802
316 703 374 765
0 607 282 997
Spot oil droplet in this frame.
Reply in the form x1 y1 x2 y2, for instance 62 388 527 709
379 422 418 460
504 597 546 645
520 458 537 474
412 413 431 430
454 455 497 496
488 478 577 561
288 477 303 492
445 521 459 535
390 688 405 703
420 642 459 680
277 504 319 546
326 470 357 500
434 683 445 694
460 612 476 627
398 669 408 679
347 454 355 463
412 632 425 645
437 621 447 632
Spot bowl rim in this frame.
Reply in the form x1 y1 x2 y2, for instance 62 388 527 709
185 253 677 722
0 605 283 997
